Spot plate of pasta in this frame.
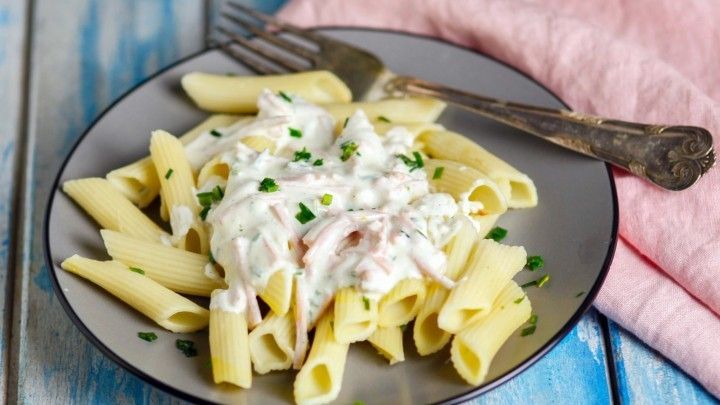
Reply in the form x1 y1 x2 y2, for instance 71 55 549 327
45 29 617 404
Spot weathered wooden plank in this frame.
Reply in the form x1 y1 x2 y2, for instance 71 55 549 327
0 0 28 400
472 310 611 404
608 321 717 404
10 0 204 403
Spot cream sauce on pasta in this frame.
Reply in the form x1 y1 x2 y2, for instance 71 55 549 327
193 90 461 323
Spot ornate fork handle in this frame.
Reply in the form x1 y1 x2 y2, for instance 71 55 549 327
387 76 715 191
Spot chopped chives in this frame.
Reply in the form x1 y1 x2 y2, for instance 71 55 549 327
575 291 585 298
536 274 550 288
321 193 333 206
362 296 370 310
521 325 536 336
208 252 216 264
289 127 303 138
137 332 157 342
258 178 279 193
209 129 222 137
521 274 551 289
313 158 324 166
513 295 525 304
340 141 359 161
199 206 210 221
295 202 316 224
396 151 424 171
485 226 508 242
293 147 311 162
353 401 366 405
129 267 145 275
164 168 174 179
196 192 214 207
528 314 538 325
175 339 198 357
526 255 544 271
377 115 391 123
278 91 292 102
343 117 349 128
433 166 444 180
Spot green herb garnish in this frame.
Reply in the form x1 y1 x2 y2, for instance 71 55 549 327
293 147 311 162
396 151 424 171
295 202 316 224
258 177 279 193
526 255 544 271
197 186 224 208
321 193 333 206
432 166 444 180
138 332 157 342
340 141 359 161
199 206 210 221
575 291 585 298
175 339 198 357
377 115 391 123
528 314 538 325
278 91 292 102
208 252 216 264
513 295 525 304
362 296 370 310
521 274 551 289
205 359 213 369
353 401 366 405
313 159 324 166
129 267 145 275
343 117 349 128
486 226 508 242
289 127 303 138
210 129 222 137
164 168 174 179
521 325 536 336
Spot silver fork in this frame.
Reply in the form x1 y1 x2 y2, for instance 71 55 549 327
212 2 714 191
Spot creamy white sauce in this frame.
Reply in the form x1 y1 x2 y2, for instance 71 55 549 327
169 204 194 246
201 91 462 322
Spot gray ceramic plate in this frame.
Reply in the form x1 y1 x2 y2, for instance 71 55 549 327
45 29 617 404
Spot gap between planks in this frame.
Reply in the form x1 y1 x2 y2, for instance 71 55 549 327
3 0 35 404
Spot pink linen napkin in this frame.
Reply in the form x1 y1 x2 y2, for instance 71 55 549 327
278 0 720 396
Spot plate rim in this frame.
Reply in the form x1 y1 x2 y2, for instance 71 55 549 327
43 27 619 405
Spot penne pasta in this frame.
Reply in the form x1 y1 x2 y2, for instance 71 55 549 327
368 325 405 365
451 281 531 385
371 121 444 138
378 278 426 328
149 130 208 254
61 255 209 333
414 217 478 355
438 239 527 333
419 130 538 208
196 156 230 191
333 287 378 344
209 307 252 388
106 114 241 207
425 158 507 216
241 135 276 154
248 311 296 374
325 98 446 127
101 229 223 297
294 313 348 405
258 270 293 317
182 71 352 113
63 178 168 243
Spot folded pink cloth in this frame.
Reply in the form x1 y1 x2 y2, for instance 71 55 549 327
279 0 720 397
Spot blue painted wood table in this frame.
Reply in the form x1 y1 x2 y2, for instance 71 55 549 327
0 1 716 403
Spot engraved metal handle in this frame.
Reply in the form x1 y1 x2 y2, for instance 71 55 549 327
387 76 715 191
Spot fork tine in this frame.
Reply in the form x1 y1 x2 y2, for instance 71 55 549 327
221 12 318 61
216 26 306 72
209 37 281 75
225 1 322 40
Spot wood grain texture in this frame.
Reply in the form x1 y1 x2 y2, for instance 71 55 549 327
608 321 717 404
0 0 28 400
9 0 203 403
